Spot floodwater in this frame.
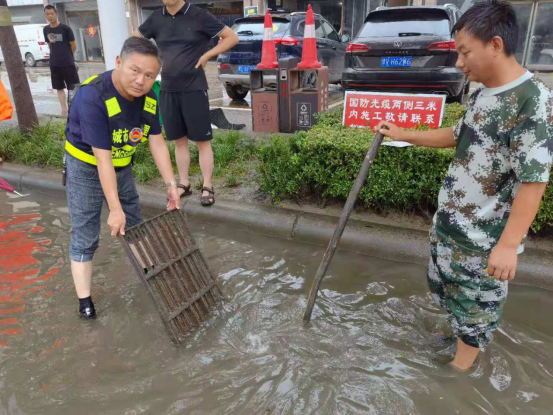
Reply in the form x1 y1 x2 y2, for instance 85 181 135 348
1 189 553 415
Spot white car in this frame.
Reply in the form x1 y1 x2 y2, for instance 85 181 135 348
0 24 50 67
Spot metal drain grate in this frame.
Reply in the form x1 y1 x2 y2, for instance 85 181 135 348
119 209 222 344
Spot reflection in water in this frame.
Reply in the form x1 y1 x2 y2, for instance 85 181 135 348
0 190 552 414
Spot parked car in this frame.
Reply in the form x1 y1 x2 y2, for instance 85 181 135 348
341 5 469 103
0 24 50 67
217 12 350 100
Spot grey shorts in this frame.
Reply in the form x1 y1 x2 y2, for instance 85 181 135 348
65 153 142 262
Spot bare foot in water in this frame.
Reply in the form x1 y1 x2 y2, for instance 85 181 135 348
449 338 480 371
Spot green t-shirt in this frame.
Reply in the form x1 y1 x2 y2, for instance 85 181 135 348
435 72 553 253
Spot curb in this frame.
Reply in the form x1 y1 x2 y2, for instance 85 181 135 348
1 163 552 289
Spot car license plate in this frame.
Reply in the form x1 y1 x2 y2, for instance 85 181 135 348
237 65 256 74
381 57 412 67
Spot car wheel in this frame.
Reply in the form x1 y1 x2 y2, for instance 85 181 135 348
25 53 37 67
225 85 248 101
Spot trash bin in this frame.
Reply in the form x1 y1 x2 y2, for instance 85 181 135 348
250 68 279 133
277 57 300 134
289 67 329 132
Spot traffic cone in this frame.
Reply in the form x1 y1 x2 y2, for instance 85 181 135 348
297 5 322 69
257 11 278 69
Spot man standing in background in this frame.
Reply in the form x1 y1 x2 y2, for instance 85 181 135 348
135 0 238 206
44 5 80 117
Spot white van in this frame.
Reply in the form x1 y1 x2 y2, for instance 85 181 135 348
0 24 50 67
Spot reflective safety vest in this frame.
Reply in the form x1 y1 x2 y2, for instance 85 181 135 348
65 75 157 168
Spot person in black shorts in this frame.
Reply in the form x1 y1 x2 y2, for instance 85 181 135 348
44 5 80 117
135 0 238 206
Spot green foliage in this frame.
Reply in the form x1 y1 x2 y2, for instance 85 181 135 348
257 134 304 200
258 103 553 233
0 123 65 168
0 123 256 186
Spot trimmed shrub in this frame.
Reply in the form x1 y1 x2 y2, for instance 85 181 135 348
257 103 553 232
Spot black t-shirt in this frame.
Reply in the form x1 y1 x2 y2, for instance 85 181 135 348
139 4 225 92
43 23 75 67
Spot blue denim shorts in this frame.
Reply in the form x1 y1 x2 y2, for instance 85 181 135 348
65 153 142 262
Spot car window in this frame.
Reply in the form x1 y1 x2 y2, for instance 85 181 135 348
232 21 290 36
358 10 451 38
297 19 325 38
322 20 340 41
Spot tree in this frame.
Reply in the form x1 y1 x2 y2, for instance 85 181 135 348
0 1 39 132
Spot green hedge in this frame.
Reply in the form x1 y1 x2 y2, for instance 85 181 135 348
258 104 553 232
0 123 257 186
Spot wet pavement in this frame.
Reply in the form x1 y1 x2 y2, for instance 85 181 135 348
0 61 345 132
1 61 552 133
1 188 553 414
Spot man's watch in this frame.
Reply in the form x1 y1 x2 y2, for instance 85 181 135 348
166 181 177 187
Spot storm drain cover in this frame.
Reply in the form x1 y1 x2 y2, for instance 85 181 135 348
120 209 223 344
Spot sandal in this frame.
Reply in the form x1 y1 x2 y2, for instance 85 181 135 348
200 187 215 207
178 183 193 199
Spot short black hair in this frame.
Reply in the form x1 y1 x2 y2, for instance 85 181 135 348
44 5 57 13
452 0 518 56
120 37 163 66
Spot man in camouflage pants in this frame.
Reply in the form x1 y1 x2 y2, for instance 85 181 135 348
377 0 553 370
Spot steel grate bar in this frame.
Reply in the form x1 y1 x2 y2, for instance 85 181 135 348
119 209 222 344
145 246 199 281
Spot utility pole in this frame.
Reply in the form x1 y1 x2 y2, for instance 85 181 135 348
97 0 129 70
0 2 38 132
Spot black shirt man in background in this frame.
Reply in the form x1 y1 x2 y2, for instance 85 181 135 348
135 0 238 206
44 5 80 117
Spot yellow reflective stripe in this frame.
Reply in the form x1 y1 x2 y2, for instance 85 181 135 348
65 141 98 166
143 124 151 137
65 141 133 167
105 97 122 118
82 75 99 85
144 96 157 115
112 157 133 167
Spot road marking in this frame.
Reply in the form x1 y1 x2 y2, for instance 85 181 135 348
329 100 344 109
209 97 225 103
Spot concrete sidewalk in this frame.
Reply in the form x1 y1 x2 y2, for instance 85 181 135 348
1 162 552 290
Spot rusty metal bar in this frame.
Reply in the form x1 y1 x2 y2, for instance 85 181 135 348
165 281 217 322
119 209 222 343
159 214 211 313
144 220 203 327
303 132 385 323
144 246 199 280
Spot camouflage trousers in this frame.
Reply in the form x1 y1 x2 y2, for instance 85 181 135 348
428 228 508 349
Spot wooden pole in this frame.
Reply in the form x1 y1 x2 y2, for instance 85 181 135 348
303 131 385 323
0 2 39 132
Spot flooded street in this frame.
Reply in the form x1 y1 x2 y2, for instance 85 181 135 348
1 189 553 414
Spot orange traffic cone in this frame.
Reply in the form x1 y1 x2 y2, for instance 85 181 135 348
257 11 278 69
297 5 322 69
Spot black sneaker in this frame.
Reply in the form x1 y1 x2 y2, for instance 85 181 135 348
79 304 97 320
